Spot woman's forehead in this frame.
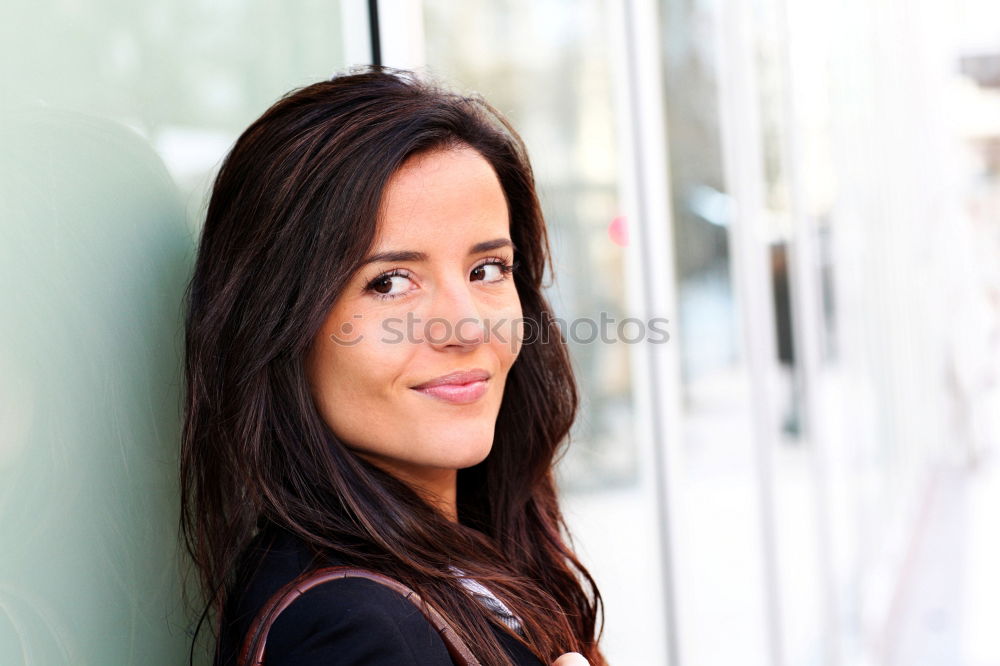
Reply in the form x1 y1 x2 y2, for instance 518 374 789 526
374 147 510 249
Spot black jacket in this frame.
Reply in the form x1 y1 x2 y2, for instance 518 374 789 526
213 527 545 665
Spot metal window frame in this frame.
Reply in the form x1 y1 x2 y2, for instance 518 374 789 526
610 1 684 663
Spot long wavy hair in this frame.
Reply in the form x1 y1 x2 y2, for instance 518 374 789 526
180 65 605 666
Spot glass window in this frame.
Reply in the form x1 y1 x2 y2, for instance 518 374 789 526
659 0 773 663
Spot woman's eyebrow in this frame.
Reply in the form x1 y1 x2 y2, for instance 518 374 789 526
361 238 515 266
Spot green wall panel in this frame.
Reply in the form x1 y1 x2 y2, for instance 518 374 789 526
1 2 349 663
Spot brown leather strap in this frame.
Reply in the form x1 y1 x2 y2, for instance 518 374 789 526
237 566 480 666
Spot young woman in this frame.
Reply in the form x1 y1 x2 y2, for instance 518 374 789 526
180 66 606 666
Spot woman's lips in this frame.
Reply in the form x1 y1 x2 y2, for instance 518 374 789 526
411 379 488 404
409 368 490 404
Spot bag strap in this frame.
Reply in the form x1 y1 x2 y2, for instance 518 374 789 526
237 565 480 666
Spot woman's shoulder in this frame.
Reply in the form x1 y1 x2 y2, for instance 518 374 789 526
215 526 455 666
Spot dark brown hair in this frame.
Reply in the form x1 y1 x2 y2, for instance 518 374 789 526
180 65 605 666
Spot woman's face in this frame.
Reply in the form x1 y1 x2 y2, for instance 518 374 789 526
307 145 523 502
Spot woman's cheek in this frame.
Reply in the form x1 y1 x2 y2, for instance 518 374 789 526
493 303 524 360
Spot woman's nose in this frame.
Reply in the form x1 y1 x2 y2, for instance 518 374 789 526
423 280 486 349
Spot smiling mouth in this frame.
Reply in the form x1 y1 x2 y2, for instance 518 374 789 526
410 378 489 404
410 368 490 389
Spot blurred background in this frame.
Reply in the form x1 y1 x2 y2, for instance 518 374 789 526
2 0 998 664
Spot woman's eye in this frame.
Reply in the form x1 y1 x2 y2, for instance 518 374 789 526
365 270 413 300
471 258 517 283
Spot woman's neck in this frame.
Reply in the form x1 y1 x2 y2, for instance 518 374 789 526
355 452 459 522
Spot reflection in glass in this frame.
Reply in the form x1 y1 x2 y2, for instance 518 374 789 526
1 0 348 236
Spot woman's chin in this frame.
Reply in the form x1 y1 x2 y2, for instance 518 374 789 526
458 443 494 469
436 435 494 470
